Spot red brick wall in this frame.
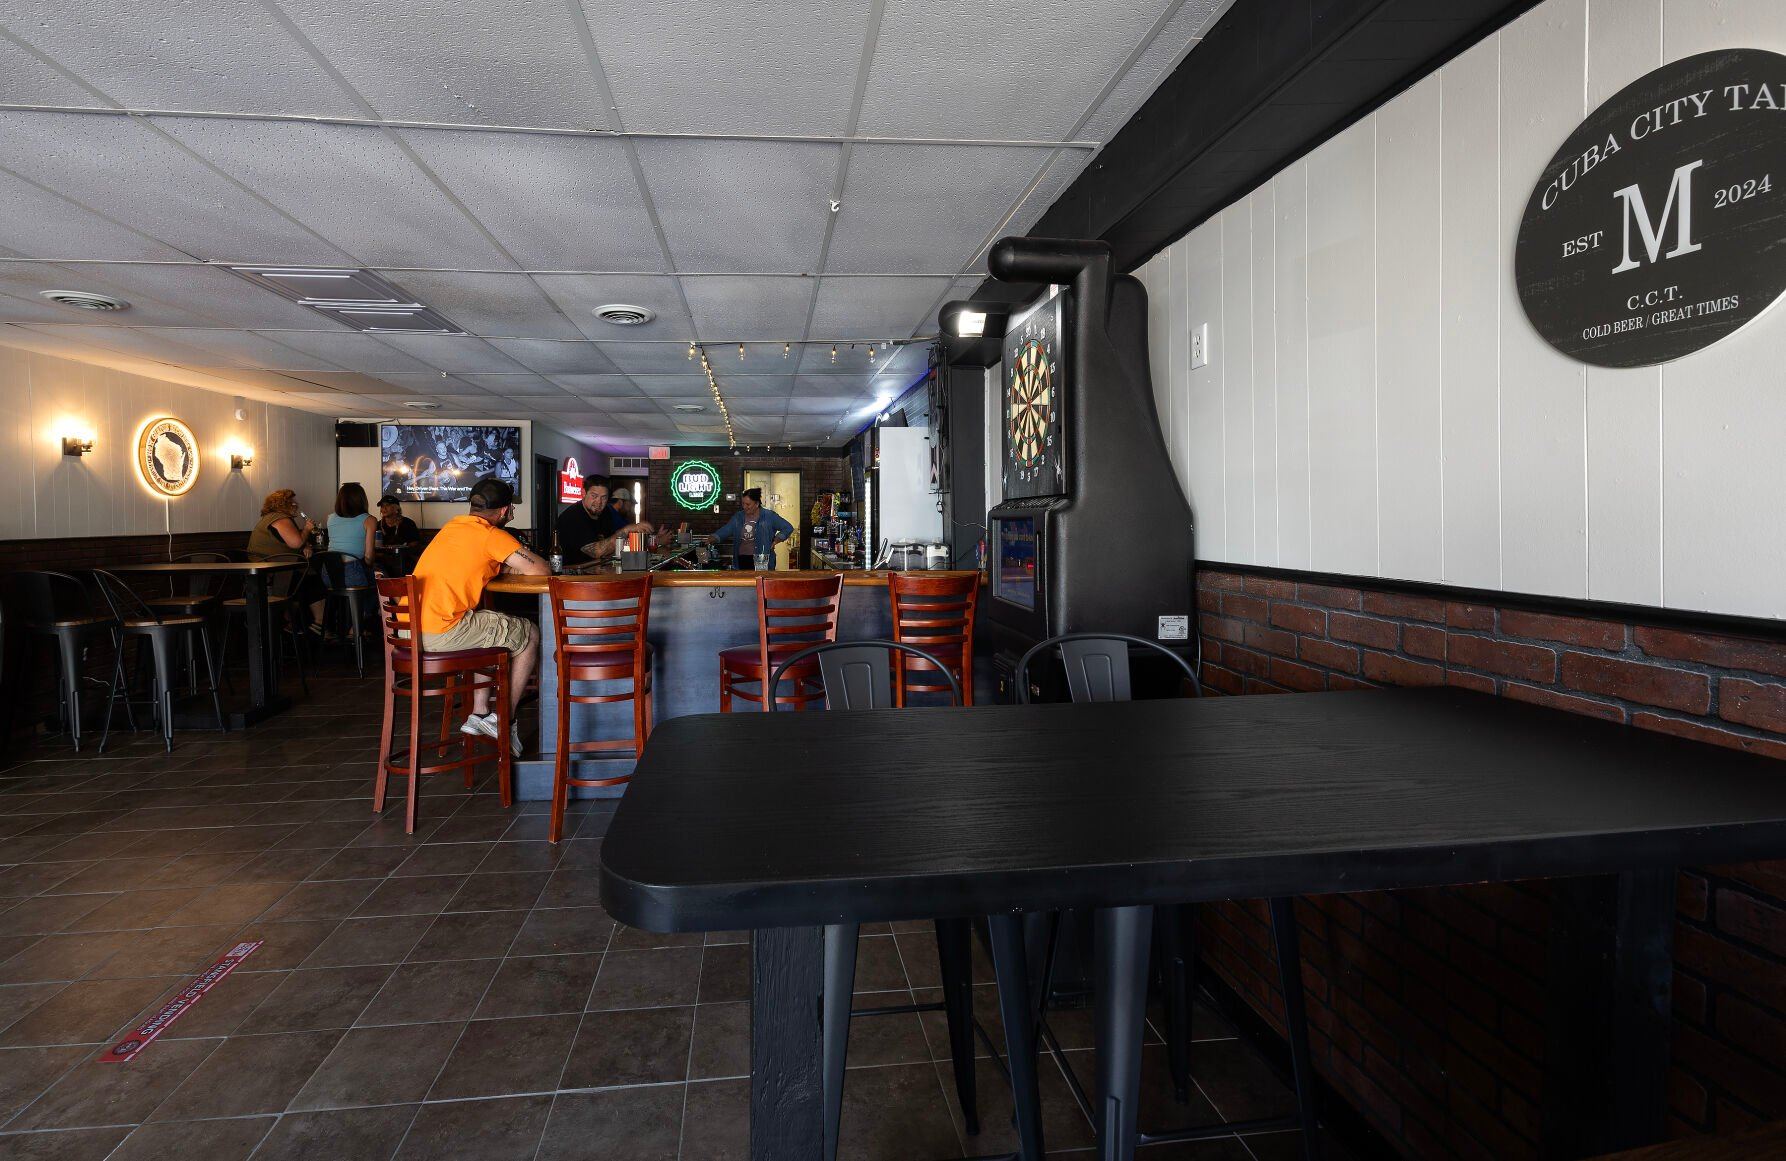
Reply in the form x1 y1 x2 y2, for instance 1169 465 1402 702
1195 566 1786 1157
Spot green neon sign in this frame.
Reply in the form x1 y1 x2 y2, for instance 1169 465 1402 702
671 459 721 510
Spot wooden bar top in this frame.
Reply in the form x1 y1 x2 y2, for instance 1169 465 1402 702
486 569 979 594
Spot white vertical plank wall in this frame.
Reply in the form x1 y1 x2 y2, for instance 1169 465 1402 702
1138 0 1786 619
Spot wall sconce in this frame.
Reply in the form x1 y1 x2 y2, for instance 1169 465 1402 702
229 445 255 470
61 432 95 457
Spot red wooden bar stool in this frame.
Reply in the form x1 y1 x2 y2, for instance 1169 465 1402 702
888 571 979 707
373 575 513 833
717 572 842 712
547 574 654 843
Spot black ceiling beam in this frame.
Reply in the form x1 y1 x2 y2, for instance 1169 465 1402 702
972 0 1543 302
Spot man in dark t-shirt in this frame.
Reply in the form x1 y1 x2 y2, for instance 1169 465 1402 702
556 476 623 567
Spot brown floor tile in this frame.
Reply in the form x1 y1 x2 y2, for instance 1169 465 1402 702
534 1083 682 1161
255 880 379 923
351 875 469 918
58 890 207 933
689 1001 748 1080
586 947 702 1011
427 1014 579 1100
155 970 289 1040
40 860 171 896
249 1103 418 1161
473 954 599 1019
0 1125 132 1159
0 984 66 1035
226 920 341 970
698 943 750 1004
393 1093 552 1161
87 925 236 979
237 964 395 1034
0 975 181 1047
357 958 500 1027
444 872 550 913
681 1077 748 1160
7 1038 221 1130
837 1062 967 1161
406 909 528 962
390 843 493 878
289 1020 464 1110
159 883 291 927
0 1044 87 1123
508 906 613 957
0 895 116 937
474 842 562 875
0 932 137 985
853 934 914 993
147 1029 342 1120
228 848 339 885
298 915 433 968
107 1114 275 1161
533 868 602 909
561 1006 693 1089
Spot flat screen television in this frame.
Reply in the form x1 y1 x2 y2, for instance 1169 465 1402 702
380 423 522 503
991 514 1039 611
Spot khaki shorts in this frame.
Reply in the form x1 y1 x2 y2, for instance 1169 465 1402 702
421 608 532 655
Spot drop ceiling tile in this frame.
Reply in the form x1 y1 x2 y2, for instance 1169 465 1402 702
250 330 438 374
710 374 796 399
787 392 861 415
601 396 667 415
807 276 952 341
599 342 708 374
138 328 351 370
827 144 1048 274
549 374 645 398
681 276 815 337
630 374 712 399
999 149 1096 244
0 289 100 325
485 337 622 375
12 321 232 368
860 0 1171 140
524 396 605 413
0 171 192 261
0 113 353 263
157 118 514 269
276 0 609 128
396 130 667 271
449 373 566 396
0 262 319 328
4 2 361 116
583 1 867 135
291 371 418 395
634 139 837 272
378 272 582 340
0 35 106 105
372 334 528 373
533 275 691 341
796 343 871 375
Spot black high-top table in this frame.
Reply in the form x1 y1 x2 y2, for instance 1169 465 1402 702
599 689 1786 1160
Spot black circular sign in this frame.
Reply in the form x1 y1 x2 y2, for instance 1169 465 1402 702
1516 49 1786 368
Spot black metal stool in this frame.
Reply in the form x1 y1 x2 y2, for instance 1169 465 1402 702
92 569 226 753
1016 633 1319 1160
318 550 373 677
771 641 1044 1161
2 571 118 751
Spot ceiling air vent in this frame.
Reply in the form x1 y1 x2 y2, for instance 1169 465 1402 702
402 401 444 411
593 304 656 326
40 290 128 312
609 456 650 476
227 266 464 335
672 403 705 413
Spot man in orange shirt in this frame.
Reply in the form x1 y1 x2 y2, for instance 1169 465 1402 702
413 476 550 754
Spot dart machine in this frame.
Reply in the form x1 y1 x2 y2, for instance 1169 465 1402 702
940 236 1196 700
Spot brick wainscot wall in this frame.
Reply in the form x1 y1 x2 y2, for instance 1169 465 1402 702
1194 566 1786 1158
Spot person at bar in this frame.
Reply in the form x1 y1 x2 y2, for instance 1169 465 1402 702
713 487 793 570
555 474 652 567
376 495 421 545
324 483 378 633
412 476 549 755
247 487 326 626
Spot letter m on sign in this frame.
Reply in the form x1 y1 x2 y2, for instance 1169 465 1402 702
1612 159 1704 273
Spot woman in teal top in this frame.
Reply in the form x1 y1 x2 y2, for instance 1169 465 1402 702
326 482 377 589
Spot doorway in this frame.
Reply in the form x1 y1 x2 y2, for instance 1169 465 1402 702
744 469 802 569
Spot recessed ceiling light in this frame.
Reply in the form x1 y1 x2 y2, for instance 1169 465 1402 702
402 401 444 410
672 403 705 413
40 290 128 312
955 310 986 337
594 304 657 326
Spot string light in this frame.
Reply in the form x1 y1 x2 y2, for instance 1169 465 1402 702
738 343 745 361
691 342 737 449
783 343 790 359
830 345 837 363
687 342 695 361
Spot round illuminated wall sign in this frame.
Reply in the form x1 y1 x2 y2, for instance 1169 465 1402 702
136 417 200 497
1515 48 1786 368
670 460 721 511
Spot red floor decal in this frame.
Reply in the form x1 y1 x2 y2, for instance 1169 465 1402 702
97 940 263 1063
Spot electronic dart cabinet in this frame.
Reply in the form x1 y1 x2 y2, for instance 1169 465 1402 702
943 236 1195 660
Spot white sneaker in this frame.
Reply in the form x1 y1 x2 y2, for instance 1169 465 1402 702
460 713 523 757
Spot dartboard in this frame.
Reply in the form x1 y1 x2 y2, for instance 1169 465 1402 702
1005 333 1056 478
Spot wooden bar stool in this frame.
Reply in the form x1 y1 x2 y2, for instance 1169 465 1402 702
888 571 979 707
373 576 513 834
546 574 654 843
717 572 842 712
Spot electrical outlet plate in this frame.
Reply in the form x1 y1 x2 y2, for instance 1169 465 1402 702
1190 323 1209 369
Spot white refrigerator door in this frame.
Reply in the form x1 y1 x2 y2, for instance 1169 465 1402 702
877 427 944 543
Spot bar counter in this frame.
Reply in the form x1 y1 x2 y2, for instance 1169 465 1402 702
486 568 979 799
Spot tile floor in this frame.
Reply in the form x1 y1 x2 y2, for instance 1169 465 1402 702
0 660 1358 1160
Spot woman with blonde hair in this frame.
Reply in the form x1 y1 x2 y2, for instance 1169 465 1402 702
247 488 325 625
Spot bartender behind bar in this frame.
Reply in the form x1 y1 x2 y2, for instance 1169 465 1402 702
713 487 793 570
556 474 653 566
